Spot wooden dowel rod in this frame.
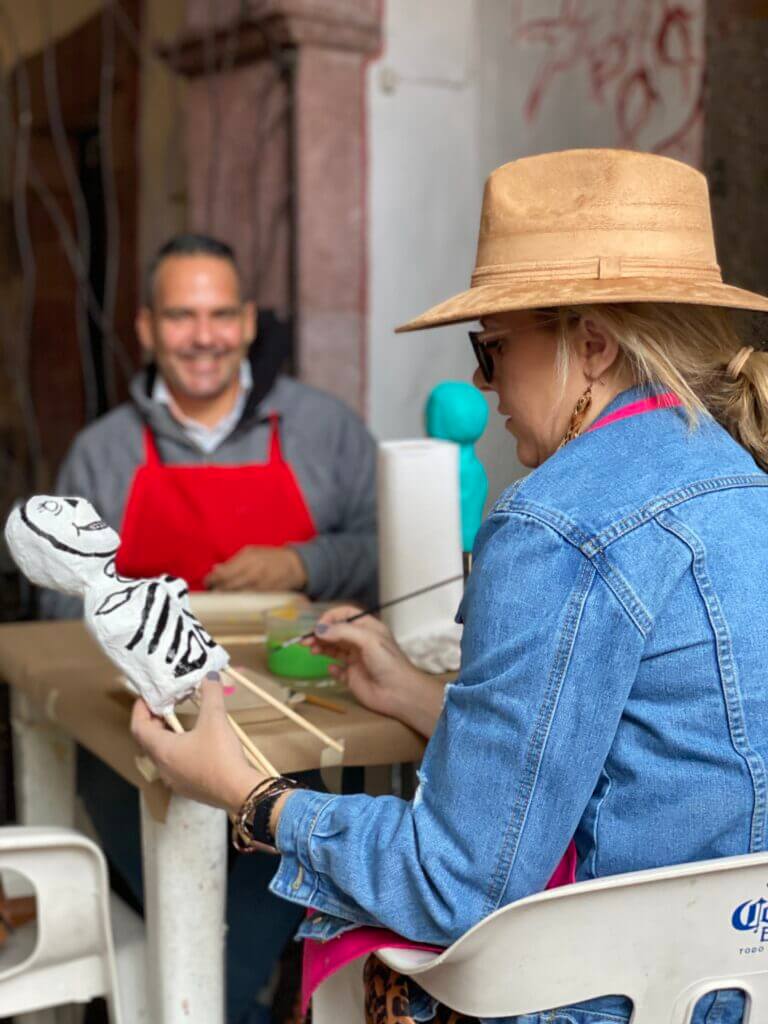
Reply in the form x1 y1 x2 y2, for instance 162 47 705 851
164 712 185 735
227 716 279 777
225 667 344 753
171 701 277 777
215 634 266 645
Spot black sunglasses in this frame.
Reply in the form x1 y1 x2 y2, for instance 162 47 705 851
468 331 501 384
470 315 563 383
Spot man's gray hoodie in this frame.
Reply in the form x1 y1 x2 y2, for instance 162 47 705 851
41 361 378 618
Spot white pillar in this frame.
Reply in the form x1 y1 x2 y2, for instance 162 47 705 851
140 792 227 1024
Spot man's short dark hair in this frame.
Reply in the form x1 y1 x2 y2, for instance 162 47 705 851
144 233 240 304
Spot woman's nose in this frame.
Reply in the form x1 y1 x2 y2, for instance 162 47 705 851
472 366 494 392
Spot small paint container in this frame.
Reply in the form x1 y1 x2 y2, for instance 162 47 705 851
265 607 337 682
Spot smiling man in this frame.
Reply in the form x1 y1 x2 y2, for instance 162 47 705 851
40 234 377 1024
43 233 377 614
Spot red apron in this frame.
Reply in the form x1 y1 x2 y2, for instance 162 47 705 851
115 414 317 590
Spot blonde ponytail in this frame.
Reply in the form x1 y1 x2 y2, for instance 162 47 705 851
710 345 768 470
552 303 768 471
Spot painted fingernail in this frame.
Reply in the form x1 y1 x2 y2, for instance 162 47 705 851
315 623 329 635
206 671 221 681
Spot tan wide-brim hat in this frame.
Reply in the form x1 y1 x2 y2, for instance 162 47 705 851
396 148 768 333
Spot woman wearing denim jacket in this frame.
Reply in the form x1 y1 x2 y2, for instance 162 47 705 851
133 150 768 1024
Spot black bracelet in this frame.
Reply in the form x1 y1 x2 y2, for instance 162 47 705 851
231 776 301 853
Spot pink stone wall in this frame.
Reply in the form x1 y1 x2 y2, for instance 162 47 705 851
184 61 291 315
295 47 367 407
177 0 381 413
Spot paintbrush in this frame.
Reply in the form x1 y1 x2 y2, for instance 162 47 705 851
276 573 465 649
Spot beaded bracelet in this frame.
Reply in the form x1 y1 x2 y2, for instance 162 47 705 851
231 776 301 853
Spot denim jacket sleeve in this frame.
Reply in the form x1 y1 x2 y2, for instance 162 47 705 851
270 507 646 945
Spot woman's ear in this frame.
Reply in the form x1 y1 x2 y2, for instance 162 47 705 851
574 317 622 382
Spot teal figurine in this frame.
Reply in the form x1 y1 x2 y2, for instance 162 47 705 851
425 381 489 552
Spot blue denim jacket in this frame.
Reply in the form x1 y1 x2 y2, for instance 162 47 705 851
272 387 768 1023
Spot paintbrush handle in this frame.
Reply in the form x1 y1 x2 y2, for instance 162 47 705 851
279 573 465 649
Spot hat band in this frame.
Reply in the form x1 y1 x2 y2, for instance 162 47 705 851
471 255 722 287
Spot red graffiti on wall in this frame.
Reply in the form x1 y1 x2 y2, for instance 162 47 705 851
515 0 704 164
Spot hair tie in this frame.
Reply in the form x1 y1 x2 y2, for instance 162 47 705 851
727 346 755 380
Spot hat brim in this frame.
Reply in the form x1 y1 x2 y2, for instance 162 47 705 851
395 278 768 333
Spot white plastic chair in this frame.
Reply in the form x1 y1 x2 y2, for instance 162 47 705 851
314 850 768 1024
0 826 122 1021
109 891 149 1021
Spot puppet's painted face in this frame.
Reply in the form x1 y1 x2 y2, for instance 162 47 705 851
20 497 119 557
5 496 120 596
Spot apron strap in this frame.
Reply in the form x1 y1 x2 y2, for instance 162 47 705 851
267 413 284 463
587 392 681 434
143 427 163 467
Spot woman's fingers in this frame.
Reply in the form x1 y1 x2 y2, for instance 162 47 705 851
131 699 173 762
313 619 378 655
195 675 227 725
308 639 347 660
130 696 156 730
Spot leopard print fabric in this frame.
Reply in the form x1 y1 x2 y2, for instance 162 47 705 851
363 954 478 1024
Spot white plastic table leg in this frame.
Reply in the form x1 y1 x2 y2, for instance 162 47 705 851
11 692 79 1023
11 691 76 827
140 792 227 1024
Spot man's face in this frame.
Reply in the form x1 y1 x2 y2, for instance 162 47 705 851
136 255 255 402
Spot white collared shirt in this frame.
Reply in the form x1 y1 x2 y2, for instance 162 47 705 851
152 360 253 454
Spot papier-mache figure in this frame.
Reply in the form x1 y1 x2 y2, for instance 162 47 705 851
5 496 228 715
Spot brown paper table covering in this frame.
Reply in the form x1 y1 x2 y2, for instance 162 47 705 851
0 620 428 820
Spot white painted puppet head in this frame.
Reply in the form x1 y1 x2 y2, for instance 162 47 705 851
5 496 120 595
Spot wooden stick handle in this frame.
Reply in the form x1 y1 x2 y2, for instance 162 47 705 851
227 716 279 777
225 667 344 753
170 703 277 776
215 634 266 645
164 711 185 735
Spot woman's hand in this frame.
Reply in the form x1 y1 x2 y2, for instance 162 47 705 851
131 675 263 815
310 607 445 736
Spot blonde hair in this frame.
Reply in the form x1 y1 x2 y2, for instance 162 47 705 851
546 303 768 471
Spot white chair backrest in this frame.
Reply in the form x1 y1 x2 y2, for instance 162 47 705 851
0 826 122 1021
379 851 768 1024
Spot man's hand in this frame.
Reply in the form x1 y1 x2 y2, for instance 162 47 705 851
204 545 308 592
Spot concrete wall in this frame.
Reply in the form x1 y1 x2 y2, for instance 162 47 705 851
366 0 705 507
703 0 768 349
138 0 187 278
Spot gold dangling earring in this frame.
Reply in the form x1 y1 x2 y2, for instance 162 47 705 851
557 383 593 450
